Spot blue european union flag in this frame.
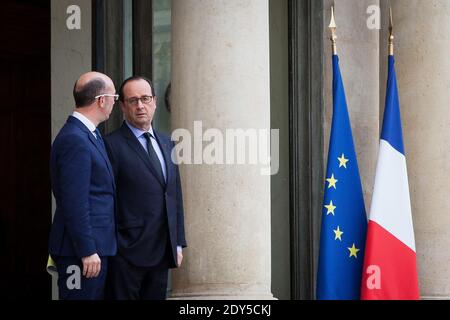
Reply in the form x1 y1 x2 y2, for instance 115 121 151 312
316 55 368 300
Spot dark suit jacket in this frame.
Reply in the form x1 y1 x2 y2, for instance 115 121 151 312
48 116 117 258
105 122 187 268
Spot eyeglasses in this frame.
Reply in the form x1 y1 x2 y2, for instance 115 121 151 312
125 95 154 106
95 94 119 101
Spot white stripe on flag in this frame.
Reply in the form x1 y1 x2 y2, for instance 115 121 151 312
369 139 416 252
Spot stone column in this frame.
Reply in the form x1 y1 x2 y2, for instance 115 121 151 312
323 0 380 210
170 0 273 299
389 0 450 299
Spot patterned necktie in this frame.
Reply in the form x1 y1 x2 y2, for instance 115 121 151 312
143 132 165 184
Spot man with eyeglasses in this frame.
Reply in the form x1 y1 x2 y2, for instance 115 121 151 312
104 76 187 300
48 71 118 299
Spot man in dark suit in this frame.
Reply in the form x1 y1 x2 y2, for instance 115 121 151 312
105 76 187 300
48 71 118 300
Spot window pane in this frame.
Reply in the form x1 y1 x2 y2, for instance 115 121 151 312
152 0 171 134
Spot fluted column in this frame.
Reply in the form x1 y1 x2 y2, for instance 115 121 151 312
170 0 273 299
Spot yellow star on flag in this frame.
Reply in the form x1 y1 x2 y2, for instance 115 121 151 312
338 154 349 168
348 243 360 258
326 174 338 189
333 226 343 241
324 201 336 216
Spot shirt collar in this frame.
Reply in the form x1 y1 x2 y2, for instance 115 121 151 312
72 111 96 133
125 120 154 139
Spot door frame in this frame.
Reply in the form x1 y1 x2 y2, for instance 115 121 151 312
288 0 325 300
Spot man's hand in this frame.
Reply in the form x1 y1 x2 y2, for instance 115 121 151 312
177 247 183 267
81 253 101 278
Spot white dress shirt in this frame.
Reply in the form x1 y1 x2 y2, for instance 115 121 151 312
72 111 98 138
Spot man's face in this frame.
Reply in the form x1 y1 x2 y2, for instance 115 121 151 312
121 79 156 130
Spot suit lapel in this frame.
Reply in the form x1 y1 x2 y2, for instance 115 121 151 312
121 123 166 188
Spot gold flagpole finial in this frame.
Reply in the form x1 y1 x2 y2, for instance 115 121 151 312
329 5 337 55
388 6 394 56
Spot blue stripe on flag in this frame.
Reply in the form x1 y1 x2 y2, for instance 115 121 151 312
380 56 405 155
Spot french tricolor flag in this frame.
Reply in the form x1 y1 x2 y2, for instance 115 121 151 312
361 56 420 300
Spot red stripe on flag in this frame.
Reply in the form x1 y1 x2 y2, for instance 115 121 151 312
361 220 419 300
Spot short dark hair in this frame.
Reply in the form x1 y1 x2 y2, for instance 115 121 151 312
73 78 106 107
119 76 156 102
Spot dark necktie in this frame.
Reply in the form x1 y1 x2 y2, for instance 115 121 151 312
143 132 165 184
94 128 106 151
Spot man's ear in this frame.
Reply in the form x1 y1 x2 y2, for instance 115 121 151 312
97 96 105 108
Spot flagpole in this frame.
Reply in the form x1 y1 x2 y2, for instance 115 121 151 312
329 5 337 55
388 6 394 56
